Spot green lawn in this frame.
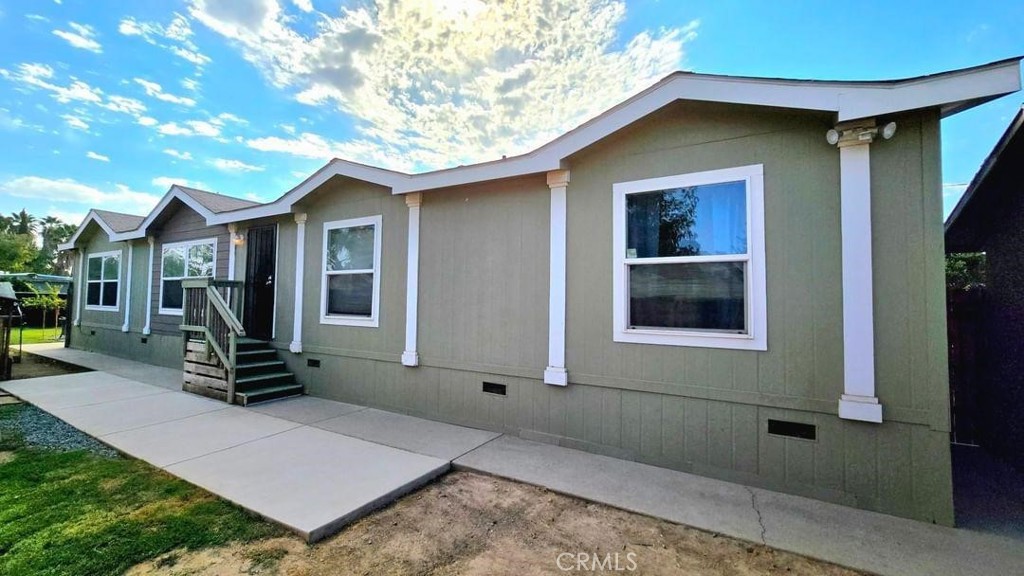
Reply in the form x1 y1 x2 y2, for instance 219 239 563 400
10 326 64 345
0 404 284 576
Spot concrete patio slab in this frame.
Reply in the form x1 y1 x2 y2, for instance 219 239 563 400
166 425 449 541
47 392 228 438
247 395 365 424
22 344 183 390
455 435 1024 576
2 372 168 409
313 408 501 460
103 407 302 467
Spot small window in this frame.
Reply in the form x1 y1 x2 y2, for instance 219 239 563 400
612 165 767 350
85 251 120 311
159 238 216 315
321 216 381 327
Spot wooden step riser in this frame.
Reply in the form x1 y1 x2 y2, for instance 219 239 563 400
234 375 295 393
235 363 287 378
236 386 304 406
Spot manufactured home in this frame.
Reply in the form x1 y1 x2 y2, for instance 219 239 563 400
59 58 1023 526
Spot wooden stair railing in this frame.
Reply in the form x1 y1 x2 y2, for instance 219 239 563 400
180 278 245 404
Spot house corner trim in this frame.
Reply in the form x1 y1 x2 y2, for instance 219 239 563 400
73 249 84 326
402 192 423 367
836 124 883 423
121 241 134 332
544 169 570 386
143 236 154 335
290 212 307 354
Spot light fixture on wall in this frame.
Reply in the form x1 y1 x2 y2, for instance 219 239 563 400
231 232 245 246
825 122 897 146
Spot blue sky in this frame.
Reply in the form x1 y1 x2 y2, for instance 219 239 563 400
0 0 1021 226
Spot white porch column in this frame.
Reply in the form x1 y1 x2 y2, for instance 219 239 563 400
544 169 570 386
227 223 238 282
402 193 423 367
290 212 307 354
121 241 134 332
143 236 154 335
837 125 883 423
73 249 84 326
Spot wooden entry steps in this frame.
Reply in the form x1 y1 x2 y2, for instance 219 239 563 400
184 338 303 405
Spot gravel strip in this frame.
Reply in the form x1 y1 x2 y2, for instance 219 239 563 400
8 404 119 458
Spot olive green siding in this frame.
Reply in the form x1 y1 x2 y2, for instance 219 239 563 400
65 99 954 525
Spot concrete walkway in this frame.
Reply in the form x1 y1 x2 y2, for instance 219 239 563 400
12 346 1024 575
4 346 500 542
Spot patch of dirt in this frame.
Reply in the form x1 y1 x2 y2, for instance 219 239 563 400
128 472 863 576
9 353 91 380
0 451 14 465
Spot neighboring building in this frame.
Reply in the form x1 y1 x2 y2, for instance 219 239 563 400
59 58 1023 526
945 105 1024 472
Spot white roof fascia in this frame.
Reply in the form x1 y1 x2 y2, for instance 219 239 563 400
118 185 218 240
836 58 1022 121
59 210 120 251
201 58 1024 226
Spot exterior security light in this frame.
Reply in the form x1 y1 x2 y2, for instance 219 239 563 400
882 122 897 140
826 129 840 145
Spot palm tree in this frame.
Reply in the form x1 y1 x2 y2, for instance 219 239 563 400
11 209 37 236
0 215 13 234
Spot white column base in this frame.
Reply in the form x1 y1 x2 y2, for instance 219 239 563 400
74 320 81 327
142 327 151 336
544 367 568 386
121 326 129 333
838 394 883 423
401 351 419 367
289 341 302 354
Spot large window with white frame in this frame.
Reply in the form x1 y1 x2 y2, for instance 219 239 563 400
85 250 121 311
159 238 216 315
612 164 767 350
321 215 381 327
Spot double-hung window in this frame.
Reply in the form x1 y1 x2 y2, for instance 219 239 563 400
85 251 120 311
159 238 216 315
612 164 767 350
321 215 381 327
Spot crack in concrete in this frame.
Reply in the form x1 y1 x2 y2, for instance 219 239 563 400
746 486 768 545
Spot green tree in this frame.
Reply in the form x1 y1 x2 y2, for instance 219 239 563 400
0 233 37 272
33 217 76 274
946 253 986 290
10 209 37 237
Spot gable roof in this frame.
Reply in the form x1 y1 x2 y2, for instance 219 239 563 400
61 57 1023 247
209 57 1023 224
93 209 145 233
945 105 1024 252
177 186 261 213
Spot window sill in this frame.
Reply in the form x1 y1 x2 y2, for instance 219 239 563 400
85 305 119 313
158 309 184 316
320 315 379 328
614 329 766 351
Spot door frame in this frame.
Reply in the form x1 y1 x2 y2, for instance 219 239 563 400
243 223 279 340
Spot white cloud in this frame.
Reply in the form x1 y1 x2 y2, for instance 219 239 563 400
137 116 159 126
86 151 110 162
118 14 211 67
0 176 160 213
181 77 200 91
163 148 194 160
1 63 103 104
48 208 88 226
26 14 50 22
100 95 147 116
157 119 220 137
61 114 89 130
292 0 314 12
52 22 102 53
152 176 205 190
211 158 264 172
134 78 196 106
216 112 246 124
190 0 697 171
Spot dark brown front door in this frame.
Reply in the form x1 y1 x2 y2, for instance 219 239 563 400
244 225 277 341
